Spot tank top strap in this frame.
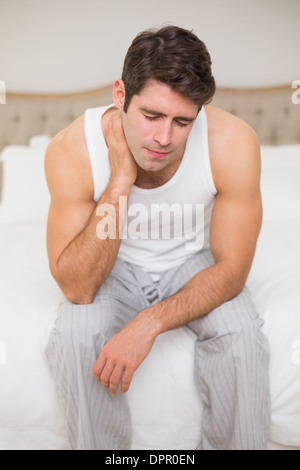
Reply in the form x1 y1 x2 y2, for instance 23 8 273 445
84 105 113 202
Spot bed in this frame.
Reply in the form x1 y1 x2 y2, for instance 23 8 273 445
0 84 299 451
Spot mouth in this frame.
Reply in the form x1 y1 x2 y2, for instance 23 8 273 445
145 148 170 159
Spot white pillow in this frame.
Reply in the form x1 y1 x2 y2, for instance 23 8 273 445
0 136 51 225
260 145 300 221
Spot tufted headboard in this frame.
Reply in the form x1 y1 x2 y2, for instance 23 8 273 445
212 85 300 145
1 84 299 197
0 83 299 152
0 84 299 152
0 84 114 152
0 82 299 199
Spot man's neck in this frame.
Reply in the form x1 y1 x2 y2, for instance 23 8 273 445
134 152 184 189
102 106 185 190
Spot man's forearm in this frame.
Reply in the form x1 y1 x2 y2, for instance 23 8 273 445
138 260 246 337
93 259 247 395
54 181 131 304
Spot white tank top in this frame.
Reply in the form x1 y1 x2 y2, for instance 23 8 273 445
84 105 217 276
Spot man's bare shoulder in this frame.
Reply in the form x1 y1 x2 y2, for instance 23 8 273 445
45 115 94 202
46 115 89 168
205 104 259 149
205 105 261 193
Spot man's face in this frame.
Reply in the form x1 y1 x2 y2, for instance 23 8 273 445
121 80 199 173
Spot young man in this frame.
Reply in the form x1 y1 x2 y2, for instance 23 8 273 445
45 26 270 450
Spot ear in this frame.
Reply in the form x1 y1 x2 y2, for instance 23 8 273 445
113 79 126 111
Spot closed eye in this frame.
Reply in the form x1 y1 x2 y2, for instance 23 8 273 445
174 120 189 128
144 115 188 128
144 115 159 121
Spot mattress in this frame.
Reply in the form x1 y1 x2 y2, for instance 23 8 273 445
0 138 299 450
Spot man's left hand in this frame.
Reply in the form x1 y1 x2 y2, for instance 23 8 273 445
92 313 157 396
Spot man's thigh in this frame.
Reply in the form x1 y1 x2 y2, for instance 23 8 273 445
159 249 215 299
50 258 148 357
159 249 265 339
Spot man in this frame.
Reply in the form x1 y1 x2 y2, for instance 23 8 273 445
45 26 270 450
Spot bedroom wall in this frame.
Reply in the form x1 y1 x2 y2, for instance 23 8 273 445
0 0 299 93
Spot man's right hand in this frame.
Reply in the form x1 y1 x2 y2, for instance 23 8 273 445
45 111 136 305
106 111 138 189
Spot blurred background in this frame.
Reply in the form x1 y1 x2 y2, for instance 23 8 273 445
0 0 300 452
0 0 299 93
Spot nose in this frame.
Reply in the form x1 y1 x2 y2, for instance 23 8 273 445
153 121 172 147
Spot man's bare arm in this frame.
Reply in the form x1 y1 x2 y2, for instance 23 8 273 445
93 116 263 395
46 112 137 304
144 120 263 332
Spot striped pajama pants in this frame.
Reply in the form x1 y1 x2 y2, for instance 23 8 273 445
46 249 271 450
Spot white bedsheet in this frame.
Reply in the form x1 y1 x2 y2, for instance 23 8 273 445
0 220 299 450
0 142 300 450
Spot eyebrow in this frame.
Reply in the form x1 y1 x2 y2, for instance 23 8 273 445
140 107 196 122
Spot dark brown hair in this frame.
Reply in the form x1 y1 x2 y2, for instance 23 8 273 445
122 25 216 112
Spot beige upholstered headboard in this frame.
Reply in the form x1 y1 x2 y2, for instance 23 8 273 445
0 84 299 194
212 85 300 145
0 84 114 152
0 84 299 151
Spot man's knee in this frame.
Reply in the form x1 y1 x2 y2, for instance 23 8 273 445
205 288 269 362
51 301 108 358
189 287 263 341
224 287 264 337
